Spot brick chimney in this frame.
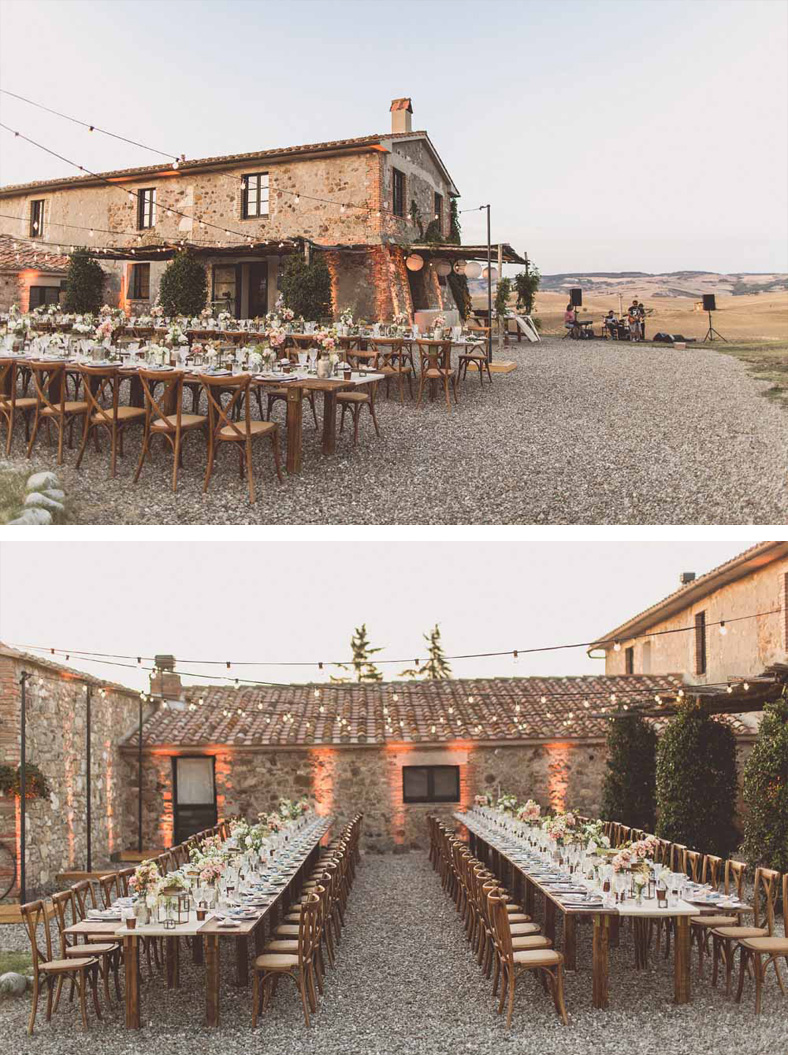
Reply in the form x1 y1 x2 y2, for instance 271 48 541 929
390 98 413 134
150 654 185 707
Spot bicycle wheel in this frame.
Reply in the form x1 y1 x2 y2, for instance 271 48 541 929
0 841 16 900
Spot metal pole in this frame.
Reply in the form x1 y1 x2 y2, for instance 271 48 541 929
485 205 493 363
138 696 144 853
85 684 92 873
19 671 30 904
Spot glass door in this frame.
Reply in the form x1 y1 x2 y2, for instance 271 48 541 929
172 756 217 843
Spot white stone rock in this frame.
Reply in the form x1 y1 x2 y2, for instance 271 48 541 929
41 488 66 503
0 972 28 998
7 507 53 525
24 492 65 514
26 470 59 492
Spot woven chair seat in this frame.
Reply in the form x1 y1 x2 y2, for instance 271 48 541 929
0 396 37 409
67 943 117 956
41 957 96 971
712 926 768 939
738 935 788 953
219 420 275 439
510 922 542 936
255 952 298 969
691 915 738 927
507 913 531 923
274 924 300 936
265 939 299 952
512 935 552 950
91 406 145 423
336 392 369 403
41 401 88 415
424 368 452 378
151 413 206 430
513 948 562 967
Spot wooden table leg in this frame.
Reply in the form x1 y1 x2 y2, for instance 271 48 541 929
206 935 220 1027
545 897 556 945
285 386 303 474
322 390 337 455
564 914 577 971
124 934 140 1029
166 935 179 988
235 935 249 987
674 915 691 1004
525 875 535 919
592 914 610 1010
610 914 620 947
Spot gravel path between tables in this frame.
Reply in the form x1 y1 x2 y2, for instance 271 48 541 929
0 852 783 1054
2 339 785 524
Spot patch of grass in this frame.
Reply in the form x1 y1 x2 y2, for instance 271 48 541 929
717 340 788 408
0 949 32 974
0 465 28 524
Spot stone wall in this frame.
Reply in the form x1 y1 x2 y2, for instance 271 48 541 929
604 555 788 683
0 652 143 897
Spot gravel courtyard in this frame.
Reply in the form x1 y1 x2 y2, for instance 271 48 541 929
0 853 783 1055
3 338 786 524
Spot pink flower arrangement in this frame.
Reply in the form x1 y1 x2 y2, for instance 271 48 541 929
315 330 337 352
128 859 161 897
95 319 114 341
267 328 287 349
518 799 541 823
198 860 226 885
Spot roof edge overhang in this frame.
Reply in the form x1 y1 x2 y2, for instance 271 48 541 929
119 735 610 754
408 242 525 265
588 542 788 652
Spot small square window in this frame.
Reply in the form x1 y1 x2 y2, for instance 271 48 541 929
402 765 459 804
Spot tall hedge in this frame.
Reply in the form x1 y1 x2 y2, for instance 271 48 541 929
63 249 105 313
158 250 207 316
601 713 657 831
280 253 332 321
656 705 738 857
741 691 788 872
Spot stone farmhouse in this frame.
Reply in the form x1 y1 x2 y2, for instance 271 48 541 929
2 543 785 896
0 98 522 318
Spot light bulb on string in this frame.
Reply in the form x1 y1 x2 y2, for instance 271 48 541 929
719 620 727 636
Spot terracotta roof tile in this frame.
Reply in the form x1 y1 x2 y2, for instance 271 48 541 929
0 233 69 273
124 674 705 748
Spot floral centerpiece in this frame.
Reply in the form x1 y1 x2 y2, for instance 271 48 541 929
267 327 287 354
580 819 611 853
128 859 161 899
518 799 541 823
474 792 493 807
165 322 189 348
216 311 233 330
151 301 164 321
280 307 295 323
95 318 115 344
433 313 447 338
541 810 577 845
199 307 213 322
496 793 519 815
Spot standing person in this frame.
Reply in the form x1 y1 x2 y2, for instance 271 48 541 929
627 300 641 342
635 299 647 341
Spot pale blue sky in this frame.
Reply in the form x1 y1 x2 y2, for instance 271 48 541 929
0 0 786 274
0 541 756 691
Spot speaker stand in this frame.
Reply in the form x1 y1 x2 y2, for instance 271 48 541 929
702 311 727 342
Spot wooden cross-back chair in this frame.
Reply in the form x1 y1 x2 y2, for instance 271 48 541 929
457 339 493 387
26 360 89 464
75 364 145 476
0 357 37 455
702 854 724 889
20 899 100 1034
50 890 121 1005
711 866 781 995
366 337 412 402
253 892 320 1027
416 339 457 412
98 873 120 909
134 369 207 492
201 373 282 504
685 849 702 882
735 872 788 1013
337 381 381 447
488 892 568 1027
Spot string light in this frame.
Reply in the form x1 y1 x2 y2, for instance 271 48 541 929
719 620 728 636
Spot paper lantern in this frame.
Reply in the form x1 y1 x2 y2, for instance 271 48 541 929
434 258 452 277
464 261 482 280
406 254 424 272
453 259 467 275
482 266 498 282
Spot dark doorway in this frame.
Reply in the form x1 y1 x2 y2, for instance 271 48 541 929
248 262 268 319
172 756 217 843
407 267 429 310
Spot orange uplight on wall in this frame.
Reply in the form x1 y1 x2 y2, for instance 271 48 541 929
385 742 411 845
545 742 572 812
104 738 115 855
309 747 337 817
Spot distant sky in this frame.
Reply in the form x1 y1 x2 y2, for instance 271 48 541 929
0 0 786 274
0 541 756 692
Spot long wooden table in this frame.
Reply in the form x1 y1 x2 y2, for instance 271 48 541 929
65 818 331 1029
458 812 715 1009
